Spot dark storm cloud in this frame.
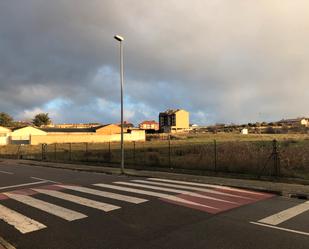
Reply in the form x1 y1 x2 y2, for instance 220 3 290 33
1 0 309 124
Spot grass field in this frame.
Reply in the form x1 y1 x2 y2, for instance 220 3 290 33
1 133 309 180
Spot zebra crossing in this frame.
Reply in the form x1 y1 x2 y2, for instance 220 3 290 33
0 178 273 235
251 200 309 236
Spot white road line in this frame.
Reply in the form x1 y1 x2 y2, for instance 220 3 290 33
148 178 265 196
5 193 87 221
0 181 48 191
0 170 13 175
33 188 120 212
250 222 309 236
58 185 148 204
0 204 46 234
133 180 250 200
94 183 219 210
258 201 309 225
0 235 16 249
30 177 59 184
114 182 237 204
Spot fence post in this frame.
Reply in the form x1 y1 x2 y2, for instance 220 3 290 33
108 142 111 162
272 139 280 177
85 142 88 162
41 144 46 161
133 141 136 164
69 143 72 161
214 139 217 172
143 142 146 165
23 145 27 159
17 145 21 160
168 134 171 168
54 143 57 161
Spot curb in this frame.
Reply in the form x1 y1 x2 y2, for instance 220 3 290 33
5 159 309 200
288 193 309 200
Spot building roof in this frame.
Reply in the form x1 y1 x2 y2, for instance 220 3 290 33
160 109 179 115
0 126 11 132
115 122 134 128
40 127 95 133
11 126 47 135
140 120 158 125
40 124 118 133
42 123 101 128
11 126 38 131
159 109 188 115
278 117 308 123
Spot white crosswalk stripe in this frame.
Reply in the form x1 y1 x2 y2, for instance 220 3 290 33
58 185 148 204
132 180 250 200
0 204 46 234
0 179 271 235
4 193 87 221
33 188 120 212
258 201 309 225
114 181 237 204
148 178 264 196
94 183 219 210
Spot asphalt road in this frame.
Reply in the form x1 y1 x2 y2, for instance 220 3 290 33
0 160 308 249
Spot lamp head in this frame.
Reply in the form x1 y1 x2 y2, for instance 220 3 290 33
114 35 124 41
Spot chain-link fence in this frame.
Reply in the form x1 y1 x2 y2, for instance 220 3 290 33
1 138 309 180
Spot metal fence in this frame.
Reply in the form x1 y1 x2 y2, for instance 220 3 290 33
1 138 309 180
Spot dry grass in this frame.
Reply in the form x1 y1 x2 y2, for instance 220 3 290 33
1 133 309 179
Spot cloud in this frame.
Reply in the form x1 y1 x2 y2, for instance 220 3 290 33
1 0 309 125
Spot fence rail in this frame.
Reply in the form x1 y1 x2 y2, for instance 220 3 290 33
1 139 309 180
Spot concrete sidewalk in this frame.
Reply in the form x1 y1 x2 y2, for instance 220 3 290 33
2 159 309 199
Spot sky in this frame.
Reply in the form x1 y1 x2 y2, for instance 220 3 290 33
0 0 309 125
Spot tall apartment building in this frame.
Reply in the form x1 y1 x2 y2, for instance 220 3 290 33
159 109 189 133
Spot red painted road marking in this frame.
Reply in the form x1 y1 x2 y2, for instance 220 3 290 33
8 189 37 196
0 194 8 201
0 182 274 214
160 188 274 213
0 184 65 200
35 184 67 191
213 187 274 201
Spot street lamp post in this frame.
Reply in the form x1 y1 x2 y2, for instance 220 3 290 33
114 35 125 174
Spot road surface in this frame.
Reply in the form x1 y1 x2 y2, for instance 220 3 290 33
0 160 308 249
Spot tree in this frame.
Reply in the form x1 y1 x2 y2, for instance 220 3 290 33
0 112 13 127
32 113 51 127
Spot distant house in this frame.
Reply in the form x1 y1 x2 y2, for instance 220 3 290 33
278 118 309 127
190 124 199 128
1 123 145 145
159 109 189 133
41 124 121 135
123 121 134 128
0 126 11 145
11 126 47 144
139 120 159 131
241 128 248 135
116 121 134 132
94 124 121 135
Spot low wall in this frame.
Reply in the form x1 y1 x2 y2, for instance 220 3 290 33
0 136 9 145
30 130 145 145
